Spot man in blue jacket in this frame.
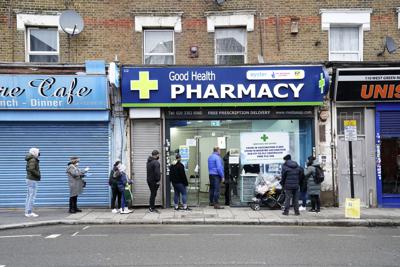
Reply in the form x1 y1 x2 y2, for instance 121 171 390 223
208 147 225 209
280 154 304 216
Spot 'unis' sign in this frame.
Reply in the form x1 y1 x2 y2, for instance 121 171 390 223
121 66 329 107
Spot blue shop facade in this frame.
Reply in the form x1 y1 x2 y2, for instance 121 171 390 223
121 65 330 207
0 71 111 207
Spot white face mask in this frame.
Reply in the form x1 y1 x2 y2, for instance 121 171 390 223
75 162 79 166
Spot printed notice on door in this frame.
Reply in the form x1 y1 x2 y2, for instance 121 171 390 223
240 132 289 164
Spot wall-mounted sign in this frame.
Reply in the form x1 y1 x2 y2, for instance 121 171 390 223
122 65 329 107
344 120 357 142
336 68 400 102
0 75 108 110
240 132 289 164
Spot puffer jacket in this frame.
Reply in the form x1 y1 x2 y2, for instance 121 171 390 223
25 153 41 181
280 160 303 190
146 156 160 184
305 160 322 196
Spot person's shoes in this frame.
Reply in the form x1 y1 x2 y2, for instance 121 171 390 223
120 208 132 214
111 209 119 214
69 209 76 214
295 212 300 216
309 209 316 212
316 209 320 213
214 204 224 209
149 208 160 213
299 206 306 211
174 207 181 211
209 203 214 206
75 208 82 212
25 213 33 217
282 212 289 216
182 207 192 212
30 212 39 217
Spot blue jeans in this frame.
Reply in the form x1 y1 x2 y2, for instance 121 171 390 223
25 179 38 214
173 183 187 206
300 191 307 207
209 175 221 204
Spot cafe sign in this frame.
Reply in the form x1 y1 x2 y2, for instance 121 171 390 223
0 75 108 110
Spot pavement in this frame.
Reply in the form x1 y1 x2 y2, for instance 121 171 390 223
1 206 400 230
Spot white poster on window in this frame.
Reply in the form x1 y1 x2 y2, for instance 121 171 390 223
240 132 289 164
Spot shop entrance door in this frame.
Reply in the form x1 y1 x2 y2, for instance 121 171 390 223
337 137 367 206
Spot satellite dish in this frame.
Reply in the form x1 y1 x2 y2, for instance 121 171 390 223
385 37 397 54
59 10 84 36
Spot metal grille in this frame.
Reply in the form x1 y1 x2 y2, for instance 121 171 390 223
337 108 365 135
380 111 400 138
0 122 110 207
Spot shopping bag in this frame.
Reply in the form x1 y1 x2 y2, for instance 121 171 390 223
345 198 360 219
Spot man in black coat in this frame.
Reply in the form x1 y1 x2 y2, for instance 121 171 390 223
280 154 304 216
147 150 161 213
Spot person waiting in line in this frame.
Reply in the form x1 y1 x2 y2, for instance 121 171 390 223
109 161 122 213
223 152 230 206
147 150 161 213
299 164 307 212
208 146 225 209
305 156 322 213
66 157 89 214
115 164 133 214
25 147 41 218
170 154 191 211
280 154 303 216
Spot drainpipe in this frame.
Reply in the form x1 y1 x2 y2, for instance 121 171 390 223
330 67 338 207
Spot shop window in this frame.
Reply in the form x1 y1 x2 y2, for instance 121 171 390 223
27 27 59 63
381 138 400 194
215 28 246 65
144 30 174 65
329 26 362 61
337 108 365 135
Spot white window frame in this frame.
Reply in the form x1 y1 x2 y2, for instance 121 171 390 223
328 25 363 61
26 27 60 63
143 29 175 65
214 28 247 65
397 8 400 29
320 9 372 62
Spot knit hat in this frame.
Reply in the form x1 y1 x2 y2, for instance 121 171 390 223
151 150 160 156
283 154 291 161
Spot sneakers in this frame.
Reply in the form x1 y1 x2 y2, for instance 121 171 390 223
174 207 181 211
299 206 306 211
149 208 160 213
120 208 133 214
25 212 39 218
282 212 289 216
214 204 224 209
111 209 119 214
182 207 192 212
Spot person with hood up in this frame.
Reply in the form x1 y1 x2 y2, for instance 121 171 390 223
25 147 41 217
66 157 89 213
170 154 191 211
280 154 304 216
305 156 322 212
115 164 133 214
147 150 161 213
109 161 122 213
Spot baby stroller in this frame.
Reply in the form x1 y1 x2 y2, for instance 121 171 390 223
250 175 285 211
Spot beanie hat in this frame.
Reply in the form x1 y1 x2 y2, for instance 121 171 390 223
152 150 160 156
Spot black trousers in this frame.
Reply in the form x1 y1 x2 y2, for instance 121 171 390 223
310 194 321 211
69 196 78 211
224 181 230 205
111 187 122 209
284 189 299 214
148 182 159 209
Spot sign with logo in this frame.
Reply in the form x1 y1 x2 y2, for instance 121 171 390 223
240 132 289 164
336 68 400 102
344 120 357 141
122 66 329 107
0 75 108 110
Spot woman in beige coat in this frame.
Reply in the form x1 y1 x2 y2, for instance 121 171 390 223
66 157 88 213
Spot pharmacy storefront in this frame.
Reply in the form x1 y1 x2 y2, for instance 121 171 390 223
0 74 110 207
122 65 329 207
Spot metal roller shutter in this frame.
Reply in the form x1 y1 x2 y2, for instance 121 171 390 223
131 120 162 206
0 122 110 208
380 111 400 138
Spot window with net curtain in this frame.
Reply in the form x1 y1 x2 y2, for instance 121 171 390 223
28 27 59 62
144 30 174 65
215 28 246 65
329 26 361 61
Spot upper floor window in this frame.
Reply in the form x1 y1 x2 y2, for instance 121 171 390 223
215 28 246 65
329 26 361 61
144 30 174 65
27 27 59 63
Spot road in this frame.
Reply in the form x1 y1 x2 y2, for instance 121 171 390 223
0 225 399 266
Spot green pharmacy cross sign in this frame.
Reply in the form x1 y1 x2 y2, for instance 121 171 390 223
260 134 269 142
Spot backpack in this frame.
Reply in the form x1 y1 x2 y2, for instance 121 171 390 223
313 166 324 184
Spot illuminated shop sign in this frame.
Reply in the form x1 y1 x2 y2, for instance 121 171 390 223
122 66 329 107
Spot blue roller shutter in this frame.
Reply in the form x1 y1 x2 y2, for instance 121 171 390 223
379 111 400 138
0 122 110 208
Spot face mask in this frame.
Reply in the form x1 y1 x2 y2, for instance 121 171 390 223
76 162 79 166
38 152 41 157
